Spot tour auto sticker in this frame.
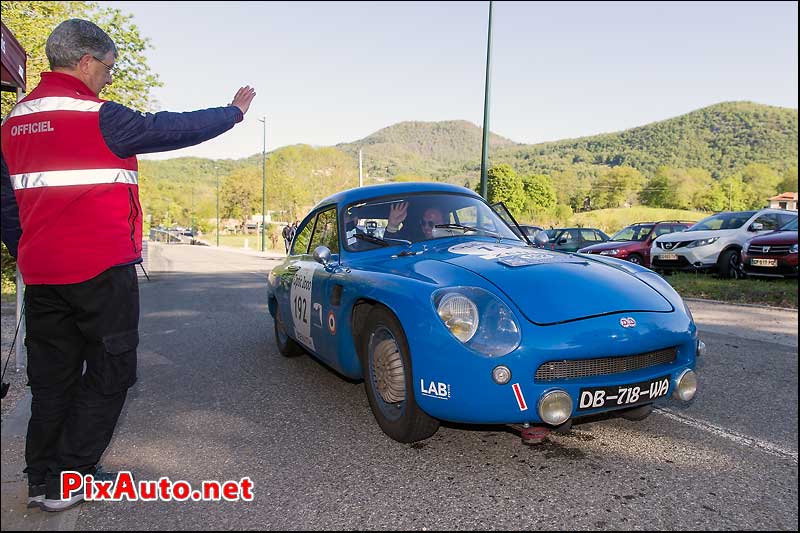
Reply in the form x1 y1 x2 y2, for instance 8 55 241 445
289 264 320 350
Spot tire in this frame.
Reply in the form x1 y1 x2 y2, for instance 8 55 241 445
274 302 304 357
359 306 440 443
627 253 643 266
717 249 741 279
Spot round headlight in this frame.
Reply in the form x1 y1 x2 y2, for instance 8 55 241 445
538 390 573 426
437 294 479 342
673 369 697 401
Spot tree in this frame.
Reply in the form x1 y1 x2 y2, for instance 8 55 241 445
221 168 261 229
776 167 798 195
481 164 525 215
592 166 645 209
0 1 162 116
737 163 781 208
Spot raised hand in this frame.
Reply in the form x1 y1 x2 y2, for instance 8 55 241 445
388 202 409 229
230 86 256 115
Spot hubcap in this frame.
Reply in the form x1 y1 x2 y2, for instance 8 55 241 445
369 327 406 405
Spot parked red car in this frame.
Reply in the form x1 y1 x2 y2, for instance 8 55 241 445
578 221 694 268
741 217 798 278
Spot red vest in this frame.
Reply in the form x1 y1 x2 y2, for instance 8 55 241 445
1 72 141 285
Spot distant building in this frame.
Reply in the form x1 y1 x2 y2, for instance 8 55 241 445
768 192 798 211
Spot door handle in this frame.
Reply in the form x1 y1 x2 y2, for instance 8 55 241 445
287 265 301 272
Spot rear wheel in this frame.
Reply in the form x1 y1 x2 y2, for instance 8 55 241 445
717 249 741 279
274 303 304 357
360 306 439 443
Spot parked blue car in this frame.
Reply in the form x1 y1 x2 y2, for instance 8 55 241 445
267 183 701 444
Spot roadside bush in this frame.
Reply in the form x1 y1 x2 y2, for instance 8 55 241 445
1 242 16 294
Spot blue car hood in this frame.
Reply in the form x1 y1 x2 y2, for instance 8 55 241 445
426 241 673 325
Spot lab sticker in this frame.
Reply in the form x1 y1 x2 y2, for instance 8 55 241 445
420 380 451 400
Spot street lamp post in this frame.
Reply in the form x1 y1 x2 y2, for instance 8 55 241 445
216 164 220 247
479 0 494 200
259 116 267 252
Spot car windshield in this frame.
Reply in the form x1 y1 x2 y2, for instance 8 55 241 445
780 218 798 231
611 224 654 241
687 211 757 231
342 192 522 252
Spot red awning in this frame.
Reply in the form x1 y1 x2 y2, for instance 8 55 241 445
1 21 27 92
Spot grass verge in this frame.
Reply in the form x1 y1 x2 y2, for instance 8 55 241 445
666 272 798 309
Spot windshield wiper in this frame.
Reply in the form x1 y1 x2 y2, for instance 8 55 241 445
435 224 501 239
353 233 411 247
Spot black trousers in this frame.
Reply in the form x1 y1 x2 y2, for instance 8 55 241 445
23 265 139 493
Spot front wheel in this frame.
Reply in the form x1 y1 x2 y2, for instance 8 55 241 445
360 306 439 443
717 249 741 279
627 253 643 266
274 302 304 357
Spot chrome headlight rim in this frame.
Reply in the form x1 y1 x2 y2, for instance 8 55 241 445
538 389 573 426
790 244 798 254
673 369 698 401
437 293 479 343
432 287 522 357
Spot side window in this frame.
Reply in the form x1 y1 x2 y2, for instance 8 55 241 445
655 225 673 237
581 229 600 242
291 218 314 256
778 213 797 227
753 214 780 231
309 208 339 254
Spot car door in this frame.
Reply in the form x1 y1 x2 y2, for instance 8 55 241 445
273 207 340 361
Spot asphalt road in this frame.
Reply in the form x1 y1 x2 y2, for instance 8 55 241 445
23 243 800 530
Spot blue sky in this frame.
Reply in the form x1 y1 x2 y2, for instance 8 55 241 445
108 1 798 161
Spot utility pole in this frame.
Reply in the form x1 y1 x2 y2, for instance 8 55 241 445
359 148 363 187
216 164 220 247
259 116 267 252
479 0 494 200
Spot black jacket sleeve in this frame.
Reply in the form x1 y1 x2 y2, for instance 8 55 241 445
1 153 22 259
99 102 244 159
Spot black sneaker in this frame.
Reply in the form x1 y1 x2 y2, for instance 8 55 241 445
27 483 46 509
40 489 84 512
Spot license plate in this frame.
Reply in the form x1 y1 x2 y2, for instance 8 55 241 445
751 258 777 267
578 375 670 411
659 253 679 261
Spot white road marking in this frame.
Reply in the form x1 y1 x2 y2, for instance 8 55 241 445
656 407 798 465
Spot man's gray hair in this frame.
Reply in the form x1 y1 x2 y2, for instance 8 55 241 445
45 19 118 70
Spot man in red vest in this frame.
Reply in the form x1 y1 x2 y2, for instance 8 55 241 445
0 18 255 512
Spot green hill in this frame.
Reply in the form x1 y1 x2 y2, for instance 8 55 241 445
335 120 518 183
494 101 797 179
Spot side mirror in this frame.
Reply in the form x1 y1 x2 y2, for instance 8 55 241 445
313 246 331 265
533 232 550 247
558 238 567 245
750 222 764 232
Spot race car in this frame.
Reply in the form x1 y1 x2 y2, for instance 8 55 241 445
267 182 701 444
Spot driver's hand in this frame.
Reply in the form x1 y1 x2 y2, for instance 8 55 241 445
388 202 408 227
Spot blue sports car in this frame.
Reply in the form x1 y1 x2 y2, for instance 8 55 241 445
267 183 701 444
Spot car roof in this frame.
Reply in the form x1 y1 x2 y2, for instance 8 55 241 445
314 182 479 210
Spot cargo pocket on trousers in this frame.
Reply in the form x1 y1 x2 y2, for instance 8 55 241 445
100 330 139 395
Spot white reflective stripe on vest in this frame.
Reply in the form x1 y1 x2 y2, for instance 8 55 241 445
12 168 138 189
5 96 103 120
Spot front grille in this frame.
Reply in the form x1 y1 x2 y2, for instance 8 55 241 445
748 245 792 255
534 347 677 382
657 241 691 250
